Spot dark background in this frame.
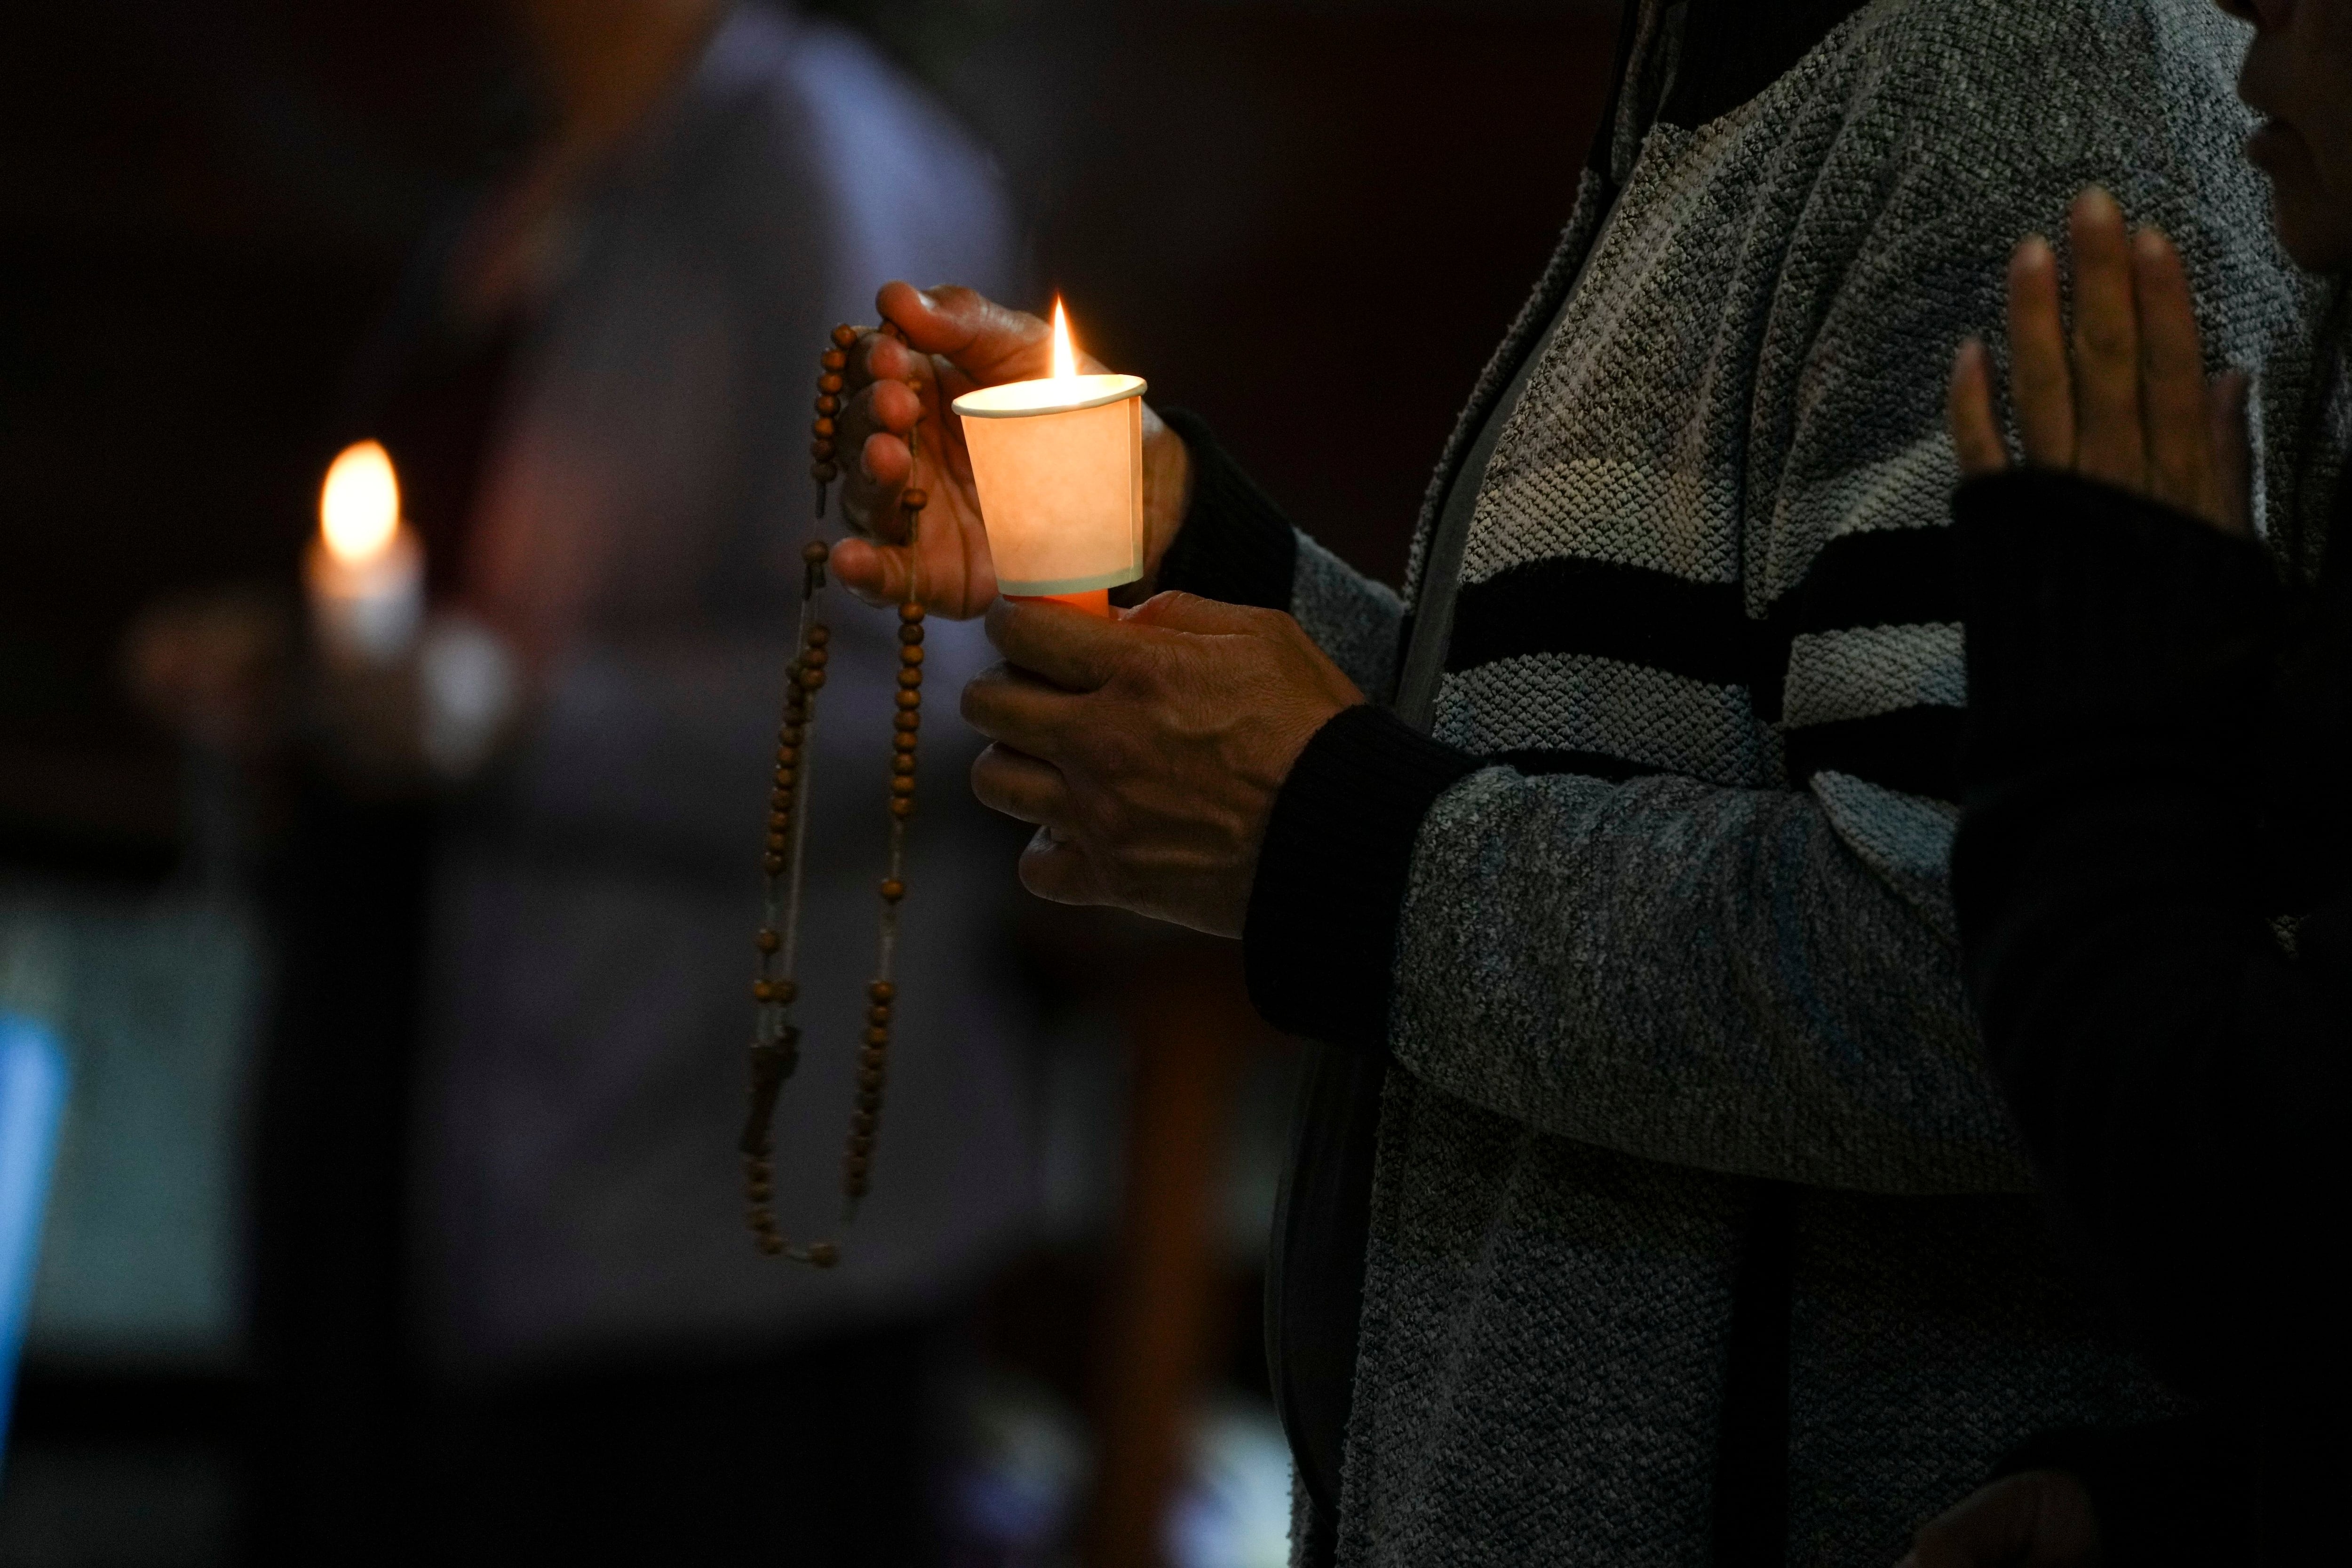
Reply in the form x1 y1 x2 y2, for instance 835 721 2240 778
0 0 1617 872
0 1 1620 1561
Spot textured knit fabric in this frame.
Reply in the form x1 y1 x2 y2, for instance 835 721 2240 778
1156 0 2320 1562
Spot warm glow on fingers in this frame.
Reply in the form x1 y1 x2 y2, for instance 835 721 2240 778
1051 299 1079 382
320 441 401 564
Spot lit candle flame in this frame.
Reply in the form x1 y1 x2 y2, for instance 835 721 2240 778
320 441 401 565
1050 299 1079 383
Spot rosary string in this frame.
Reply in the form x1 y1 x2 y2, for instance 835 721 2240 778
739 321 928 1264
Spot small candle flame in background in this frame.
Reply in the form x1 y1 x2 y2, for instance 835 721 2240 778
1050 298 1079 383
320 440 401 564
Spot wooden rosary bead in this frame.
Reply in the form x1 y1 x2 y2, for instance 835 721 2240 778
743 332 949 1266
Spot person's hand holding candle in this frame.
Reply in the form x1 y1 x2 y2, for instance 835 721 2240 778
962 592 1366 938
829 283 1195 618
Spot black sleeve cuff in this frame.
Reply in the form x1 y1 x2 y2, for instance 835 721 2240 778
1994 1419 2247 1567
1243 705 1484 1049
1955 470 2281 789
1153 408 1300 611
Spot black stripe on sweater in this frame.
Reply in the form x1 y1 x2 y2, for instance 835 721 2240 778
1446 557 1749 685
1441 530 1962 799
1446 530 1957 707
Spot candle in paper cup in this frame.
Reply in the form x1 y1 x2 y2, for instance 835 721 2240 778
305 440 424 665
952 302 1146 618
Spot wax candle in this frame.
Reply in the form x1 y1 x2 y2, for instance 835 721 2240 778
305 441 424 665
953 302 1146 618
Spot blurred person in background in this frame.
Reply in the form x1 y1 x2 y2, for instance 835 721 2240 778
136 0 1034 1560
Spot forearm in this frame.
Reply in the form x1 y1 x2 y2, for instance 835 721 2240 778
1247 708 2029 1194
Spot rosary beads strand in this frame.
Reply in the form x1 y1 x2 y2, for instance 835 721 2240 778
738 321 927 1262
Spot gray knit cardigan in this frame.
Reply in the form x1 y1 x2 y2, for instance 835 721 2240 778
1183 0 2315 1562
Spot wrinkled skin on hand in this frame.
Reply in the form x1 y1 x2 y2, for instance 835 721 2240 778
961 592 1364 937
827 282 1193 618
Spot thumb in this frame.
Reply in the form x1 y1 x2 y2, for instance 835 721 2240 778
1122 590 1283 637
877 282 1055 387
